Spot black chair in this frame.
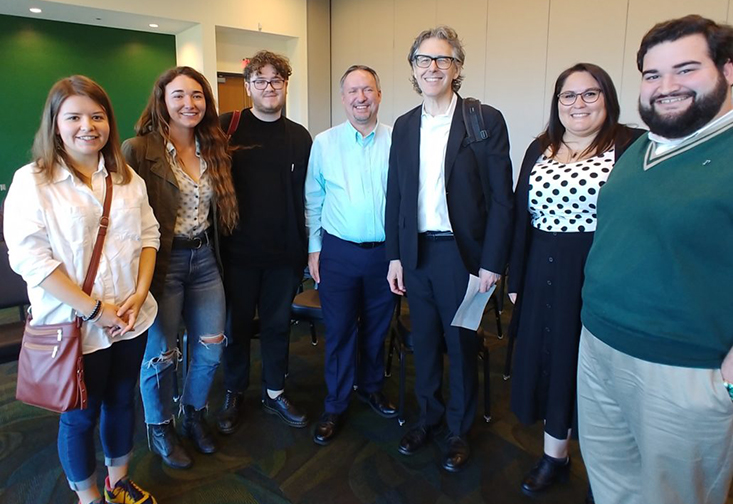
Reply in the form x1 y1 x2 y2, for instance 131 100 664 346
384 296 412 425
385 289 504 425
0 239 29 363
290 279 321 347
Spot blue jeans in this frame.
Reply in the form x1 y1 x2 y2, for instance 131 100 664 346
58 334 147 490
140 244 225 425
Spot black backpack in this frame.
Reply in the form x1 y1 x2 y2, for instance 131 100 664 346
461 97 489 147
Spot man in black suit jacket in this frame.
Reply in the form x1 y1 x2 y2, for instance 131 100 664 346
385 26 513 472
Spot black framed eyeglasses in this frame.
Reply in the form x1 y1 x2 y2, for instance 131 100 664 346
251 78 286 90
412 54 456 70
557 88 602 106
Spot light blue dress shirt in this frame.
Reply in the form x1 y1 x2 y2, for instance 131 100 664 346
305 120 393 253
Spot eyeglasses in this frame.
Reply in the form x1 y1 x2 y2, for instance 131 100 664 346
412 54 456 70
557 88 602 106
250 78 286 90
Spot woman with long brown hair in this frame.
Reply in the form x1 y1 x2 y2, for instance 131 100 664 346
122 66 237 469
5 75 159 504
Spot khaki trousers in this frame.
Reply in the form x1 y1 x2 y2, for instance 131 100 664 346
577 326 733 504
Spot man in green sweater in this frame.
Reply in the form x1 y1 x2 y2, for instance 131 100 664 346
578 15 733 504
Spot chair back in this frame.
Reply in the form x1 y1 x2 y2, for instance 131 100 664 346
0 240 29 310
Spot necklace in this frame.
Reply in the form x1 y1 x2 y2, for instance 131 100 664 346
560 140 593 163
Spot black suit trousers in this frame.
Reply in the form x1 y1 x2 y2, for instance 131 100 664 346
403 236 478 436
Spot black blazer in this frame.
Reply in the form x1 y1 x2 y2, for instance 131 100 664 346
385 96 514 275
507 126 647 294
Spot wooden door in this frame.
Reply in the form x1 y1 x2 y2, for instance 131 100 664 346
217 73 252 114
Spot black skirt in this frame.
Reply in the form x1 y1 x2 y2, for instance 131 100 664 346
509 228 593 439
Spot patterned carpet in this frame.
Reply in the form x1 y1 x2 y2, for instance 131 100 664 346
0 304 610 504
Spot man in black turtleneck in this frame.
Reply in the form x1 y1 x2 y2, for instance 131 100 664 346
217 50 312 434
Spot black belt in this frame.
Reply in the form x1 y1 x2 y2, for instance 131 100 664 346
419 231 454 241
172 230 210 249
349 240 385 249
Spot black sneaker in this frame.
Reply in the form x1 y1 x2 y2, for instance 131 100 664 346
262 393 308 428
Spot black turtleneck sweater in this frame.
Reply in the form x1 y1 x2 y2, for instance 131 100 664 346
220 108 312 268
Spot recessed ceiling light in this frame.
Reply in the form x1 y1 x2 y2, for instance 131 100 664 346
149 23 159 28
29 7 42 13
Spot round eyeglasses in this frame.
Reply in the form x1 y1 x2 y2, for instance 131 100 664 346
251 78 286 91
412 54 456 70
557 88 602 106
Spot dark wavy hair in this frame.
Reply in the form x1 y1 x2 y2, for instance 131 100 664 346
407 26 465 95
243 50 292 81
32 75 130 184
637 15 733 71
135 66 238 234
539 63 630 159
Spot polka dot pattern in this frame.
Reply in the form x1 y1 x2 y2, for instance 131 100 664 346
167 142 214 238
528 148 615 233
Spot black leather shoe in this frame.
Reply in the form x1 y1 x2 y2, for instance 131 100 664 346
216 391 244 435
262 393 308 428
398 425 435 455
356 390 398 418
521 454 571 493
148 422 193 469
442 435 470 473
182 405 217 454
313 412 342 445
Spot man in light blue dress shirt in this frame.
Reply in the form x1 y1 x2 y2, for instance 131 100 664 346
305 65 398 445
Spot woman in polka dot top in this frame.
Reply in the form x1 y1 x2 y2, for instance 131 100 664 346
506 63 645 498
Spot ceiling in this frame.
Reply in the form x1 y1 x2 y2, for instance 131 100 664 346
0 0 196 35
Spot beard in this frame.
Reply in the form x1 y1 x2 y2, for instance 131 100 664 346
638 73 730 139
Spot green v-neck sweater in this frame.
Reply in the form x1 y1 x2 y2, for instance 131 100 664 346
582 124 733 368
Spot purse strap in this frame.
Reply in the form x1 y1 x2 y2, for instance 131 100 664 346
226 110 241 138
81 174 113 295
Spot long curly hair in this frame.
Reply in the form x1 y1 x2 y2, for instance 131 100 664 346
33 75 130 184
135 66 238 234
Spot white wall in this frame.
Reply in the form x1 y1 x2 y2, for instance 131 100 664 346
46 0 310 126
330 0 733 176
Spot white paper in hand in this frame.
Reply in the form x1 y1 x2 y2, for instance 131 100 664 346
451 274 496 331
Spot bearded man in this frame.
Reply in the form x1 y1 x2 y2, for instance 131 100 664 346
577 15 733 504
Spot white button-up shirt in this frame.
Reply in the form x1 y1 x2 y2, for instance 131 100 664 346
3 159 160 354
417 93 457 233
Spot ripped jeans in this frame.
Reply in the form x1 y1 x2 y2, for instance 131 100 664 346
140 243 226 425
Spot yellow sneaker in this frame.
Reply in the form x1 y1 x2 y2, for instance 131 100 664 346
104 477 157 504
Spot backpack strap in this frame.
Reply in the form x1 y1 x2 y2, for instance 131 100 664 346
461 97 489 147
226 110 242 138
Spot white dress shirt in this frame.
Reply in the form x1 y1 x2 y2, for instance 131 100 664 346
417 93 457 233
3 159 160 354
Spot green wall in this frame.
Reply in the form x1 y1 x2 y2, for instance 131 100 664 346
0 14 176 200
